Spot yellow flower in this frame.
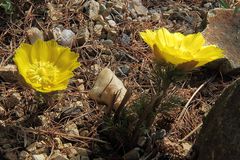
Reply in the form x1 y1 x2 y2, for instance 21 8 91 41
14 39 80 93
140 27 224 71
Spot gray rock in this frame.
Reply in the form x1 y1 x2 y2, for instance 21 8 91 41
59 29 76 47
89 0 100 20
202 9 240 74
204 2 212 9
77 26 90 45
94 24 103 36
102 39 113 46
0 64 18 82
51 152 69 160
107 20 117 27
65 122 79 136
121 33 131 45
0 105 6 116
123 148 140 160
76 147 89 156
151 12 161 21
116 65 130 77
193 79 240 160
131 0 148 16
19 151 30 160
26 27 44 44
32 154 47 160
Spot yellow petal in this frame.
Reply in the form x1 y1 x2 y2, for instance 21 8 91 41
54 49 80 71
154 45 188 65
140 29 157 48
194 45 224 67
14 43 33 77
180 33 205 53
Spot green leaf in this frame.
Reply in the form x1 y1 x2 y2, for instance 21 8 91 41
0 0 13 14
234 7 240 15
219 0 230 8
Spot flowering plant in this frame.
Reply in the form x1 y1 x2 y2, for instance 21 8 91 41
14 39 80 93
140 27 224 71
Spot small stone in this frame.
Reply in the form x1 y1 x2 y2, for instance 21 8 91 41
19 151 30 160
107 20 117 27
116 65 130 77
64 143 72 148
102 39 113 46
94 24 103 36
89 0 100 20
26 27 44 44
137 136 147 147
0 105 6 116
32 154 47 160
204 3 212 9
75 147 89 156
65 122 79 136
38 115 49 126
67 148 78 158
51 152 69 160
105 15 112 20
89 67 127 110
54 137 63 149
131 0 148 16
47 2 63 21
121 33 131 45
151 12 161 21
79 130 89 137
0 64 18 82
26 142 37 152
181 142 192 156
77 26 90 45
122 148 140 160
59 29 76 47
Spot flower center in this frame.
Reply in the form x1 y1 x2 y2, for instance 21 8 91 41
27 61 59 89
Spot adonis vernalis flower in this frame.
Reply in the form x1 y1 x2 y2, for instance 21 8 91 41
14 39 80 93
140 27 224 71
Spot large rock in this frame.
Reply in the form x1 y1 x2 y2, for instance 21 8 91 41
193 79 240 160
203 9 240 74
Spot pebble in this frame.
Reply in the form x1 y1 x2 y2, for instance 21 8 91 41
204 2 212 9
116 65 130 77
65 122 79 136
89 0 100 20
122 148 140 160
77 26 90 45
26 27 44 44
107 20 117 27
0 105 6 116
151 12 161 21
121 33 131 45
131 0 148 16
94 24 103 36
0 64 18 82
19 151 30 160
102 39 113 46
59 29 76 47
32 154 47 160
